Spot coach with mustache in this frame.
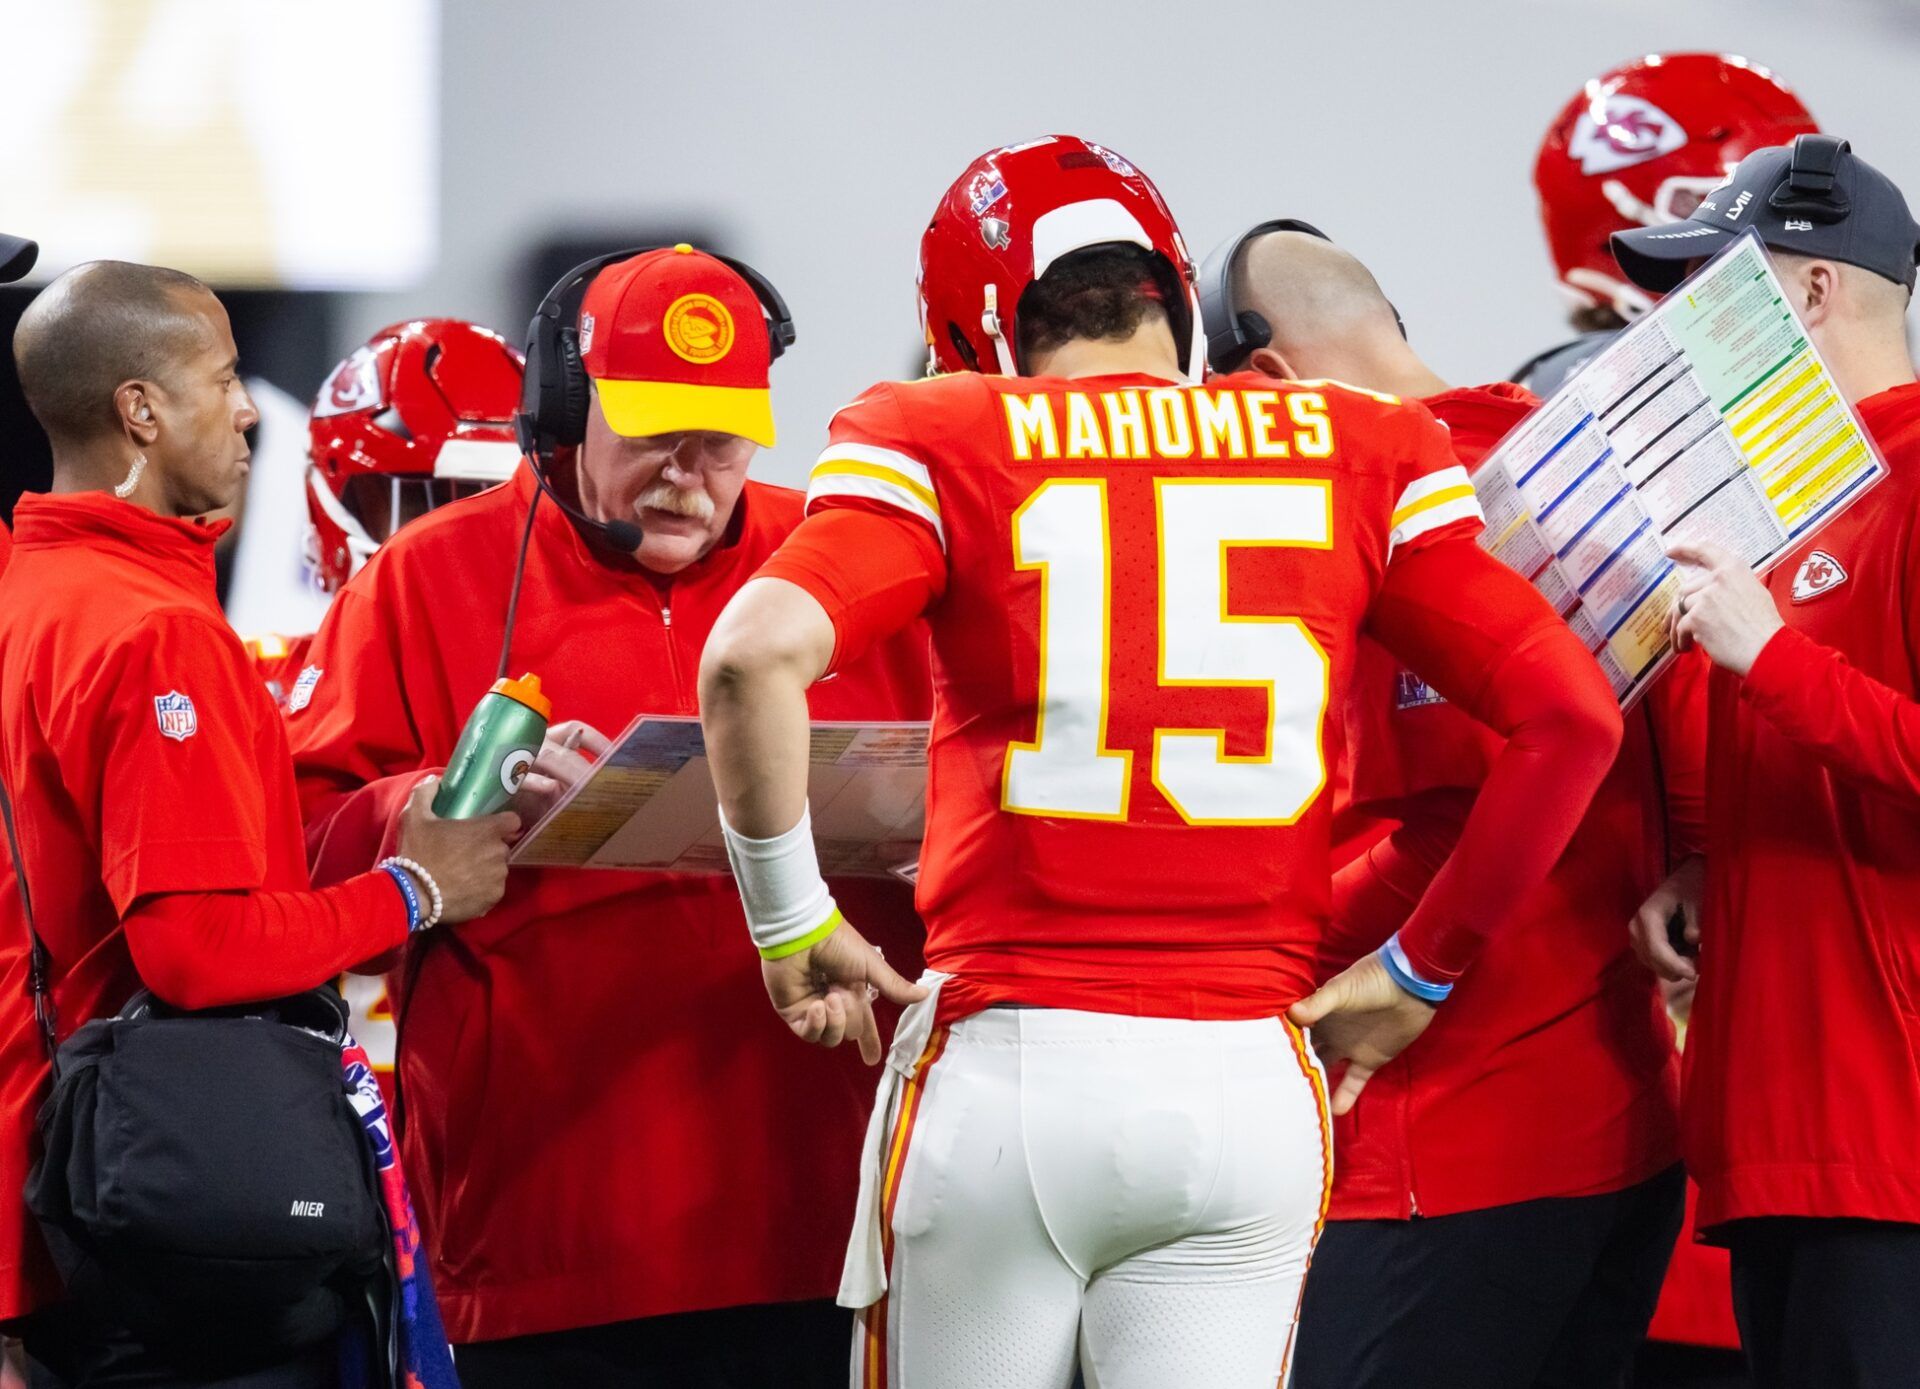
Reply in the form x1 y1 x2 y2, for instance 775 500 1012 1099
284 246 930 1386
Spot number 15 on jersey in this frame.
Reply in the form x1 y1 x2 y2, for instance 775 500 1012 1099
1002 477 1332 828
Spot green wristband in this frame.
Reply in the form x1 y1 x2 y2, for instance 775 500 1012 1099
757 909 844 961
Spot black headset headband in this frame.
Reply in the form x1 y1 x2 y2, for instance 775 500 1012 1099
1771 134 1851 223
515 245 796 459
1197 218 1405 375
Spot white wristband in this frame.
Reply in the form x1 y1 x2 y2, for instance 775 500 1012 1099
719 806 842 959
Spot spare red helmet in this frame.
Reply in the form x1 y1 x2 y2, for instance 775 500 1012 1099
306 319 525 592
918 135 1203 379
1534 53 1818 319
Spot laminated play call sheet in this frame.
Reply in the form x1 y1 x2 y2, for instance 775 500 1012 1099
1472 230 1884 706
511 717 927 877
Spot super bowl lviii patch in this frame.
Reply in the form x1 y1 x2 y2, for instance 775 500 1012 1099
1394 670 1446 711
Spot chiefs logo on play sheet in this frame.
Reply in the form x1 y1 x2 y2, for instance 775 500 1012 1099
1792 550 1848 603
153 691 198 742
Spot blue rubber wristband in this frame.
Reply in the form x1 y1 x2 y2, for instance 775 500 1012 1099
1380 931 1453 1004
380 862 423 933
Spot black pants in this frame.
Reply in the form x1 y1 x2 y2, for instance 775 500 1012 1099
1726 1216 1920 1389
453 1299 852 1389
1290 1163 1686 1389
18 1303 338 1389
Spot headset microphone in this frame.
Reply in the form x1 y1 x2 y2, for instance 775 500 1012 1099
518 445 645 553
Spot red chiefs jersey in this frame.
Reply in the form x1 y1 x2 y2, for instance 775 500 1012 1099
1686 380 1920 1235
760 369 1523 1024
1330 383 1691 1219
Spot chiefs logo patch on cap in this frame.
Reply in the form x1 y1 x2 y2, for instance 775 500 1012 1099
1792 549 1848 603
663 293 734 365
1568 96 1688 176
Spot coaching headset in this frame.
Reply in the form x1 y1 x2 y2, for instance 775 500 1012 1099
1197 218 1405 375
494 246 796 678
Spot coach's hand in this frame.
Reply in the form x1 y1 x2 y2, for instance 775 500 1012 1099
396 775 519 924
764 921 928 1065
1667 541 1783 675
508 720 613 829
1630 853 1705 984
1289 955 1436 1116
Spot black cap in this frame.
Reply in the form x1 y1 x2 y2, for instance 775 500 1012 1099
0 234 36 284
1612 136 1920 295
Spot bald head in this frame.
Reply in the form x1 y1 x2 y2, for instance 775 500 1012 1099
13 260 216 447
1228 230 1449 398
1233 230 1404 365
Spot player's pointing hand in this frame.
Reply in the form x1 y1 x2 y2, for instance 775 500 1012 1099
763 920 927 1065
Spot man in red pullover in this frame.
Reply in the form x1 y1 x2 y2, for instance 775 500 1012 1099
1616 138 1920 1386
0 261 515 1386
1207 224 1706 1388
288 246 929 1387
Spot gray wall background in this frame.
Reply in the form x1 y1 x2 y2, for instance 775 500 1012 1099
345 0 1920 489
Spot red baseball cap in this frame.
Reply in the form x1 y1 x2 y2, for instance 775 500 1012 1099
577 244 775 447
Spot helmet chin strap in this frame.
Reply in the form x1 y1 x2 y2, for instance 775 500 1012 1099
1564 266 1656 322
982 284 1019 375
1181 285 1207 382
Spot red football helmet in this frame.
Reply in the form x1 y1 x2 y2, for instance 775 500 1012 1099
918 135 1204 379
1535 54 1819 320
306 319 525 592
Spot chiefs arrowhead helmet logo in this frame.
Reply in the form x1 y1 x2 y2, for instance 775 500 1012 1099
1568 95 1689 175
1792 550 1848 603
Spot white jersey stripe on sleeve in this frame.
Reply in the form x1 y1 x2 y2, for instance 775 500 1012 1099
806 468 947 549
1387 493 1483 560
1390 464 1475 523
812 444 938 500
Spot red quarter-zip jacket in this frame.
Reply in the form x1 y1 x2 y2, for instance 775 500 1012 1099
288 466 931 1343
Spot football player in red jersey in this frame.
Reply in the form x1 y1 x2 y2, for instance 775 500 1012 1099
1616 138 1920 1387
1212 224 1710 1388
1518 53 1819 395
699 136 1623 1388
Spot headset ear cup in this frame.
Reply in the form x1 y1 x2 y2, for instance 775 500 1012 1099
553 327 591 446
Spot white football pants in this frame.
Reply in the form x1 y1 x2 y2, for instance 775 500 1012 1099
845 1001 1332 1389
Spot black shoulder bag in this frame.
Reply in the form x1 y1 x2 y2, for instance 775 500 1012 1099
0 766 387 1355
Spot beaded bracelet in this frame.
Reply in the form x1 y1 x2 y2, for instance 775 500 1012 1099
378 856 445 931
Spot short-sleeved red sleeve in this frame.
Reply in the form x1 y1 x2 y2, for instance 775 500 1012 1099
97 613 277 910
756 382 951 669
1381 402 1485 563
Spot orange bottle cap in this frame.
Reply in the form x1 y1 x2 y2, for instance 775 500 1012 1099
491 672 552 719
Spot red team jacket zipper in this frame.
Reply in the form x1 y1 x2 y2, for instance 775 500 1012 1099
658 598 680 693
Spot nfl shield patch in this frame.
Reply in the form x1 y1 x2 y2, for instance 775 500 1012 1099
153 691 197 741
287 665 323 714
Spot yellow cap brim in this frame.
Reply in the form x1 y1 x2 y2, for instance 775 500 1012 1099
592 378 776 448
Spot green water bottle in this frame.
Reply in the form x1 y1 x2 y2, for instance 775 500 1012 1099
432 672 552 819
